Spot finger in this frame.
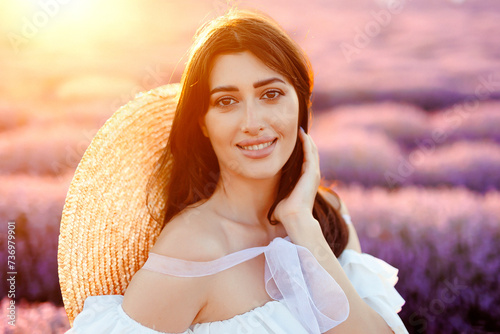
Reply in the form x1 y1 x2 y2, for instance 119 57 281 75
298 128 312 170
302 132 321 179
304 132 319 159
299 128 318 163
299 130 321 182
299 127 311 156
301 128 318 154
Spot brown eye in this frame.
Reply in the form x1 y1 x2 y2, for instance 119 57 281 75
262 90 282 100
217 97 237 107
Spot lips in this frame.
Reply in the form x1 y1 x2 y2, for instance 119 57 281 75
236 136 277 148
237 138 277 150
236 138 278 159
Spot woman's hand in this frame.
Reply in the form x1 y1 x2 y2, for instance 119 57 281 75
271 127 321 231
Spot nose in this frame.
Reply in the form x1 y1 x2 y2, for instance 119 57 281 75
240 101 265 135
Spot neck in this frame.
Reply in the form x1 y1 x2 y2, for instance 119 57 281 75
209 170 281 229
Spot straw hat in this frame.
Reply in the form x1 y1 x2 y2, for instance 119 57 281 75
58 83 180 325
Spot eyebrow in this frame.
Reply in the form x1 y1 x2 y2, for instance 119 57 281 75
209 77 286 95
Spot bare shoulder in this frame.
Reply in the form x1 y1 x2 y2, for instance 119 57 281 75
121 205 226 332
318 186 340 208
318 186 349 215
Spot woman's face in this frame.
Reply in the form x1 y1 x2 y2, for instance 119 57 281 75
201 51 299 181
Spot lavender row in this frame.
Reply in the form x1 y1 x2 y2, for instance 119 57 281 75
316 135 500 191
312 101 500 148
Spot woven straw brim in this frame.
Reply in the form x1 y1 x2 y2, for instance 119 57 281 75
58 83 180 325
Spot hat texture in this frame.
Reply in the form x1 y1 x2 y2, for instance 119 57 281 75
58 83 180 324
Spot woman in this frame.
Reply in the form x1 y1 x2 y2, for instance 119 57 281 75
61 9 407 334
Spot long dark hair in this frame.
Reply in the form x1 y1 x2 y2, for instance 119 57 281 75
147 9 348 256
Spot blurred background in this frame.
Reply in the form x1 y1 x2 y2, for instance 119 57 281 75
1 0 499 333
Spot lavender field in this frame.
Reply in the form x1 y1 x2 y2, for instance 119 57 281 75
1 0 500 333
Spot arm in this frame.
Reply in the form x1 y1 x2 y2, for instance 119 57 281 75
285 214 392 334
273 129 392 333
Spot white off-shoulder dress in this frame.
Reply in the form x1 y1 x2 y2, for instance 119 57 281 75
67 215 408 334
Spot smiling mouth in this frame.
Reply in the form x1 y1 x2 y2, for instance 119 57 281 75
237 138 277 151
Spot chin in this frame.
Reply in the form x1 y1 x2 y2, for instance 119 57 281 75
244 166 284 180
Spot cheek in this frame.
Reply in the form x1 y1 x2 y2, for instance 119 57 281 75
203 112 236 151
271 99 299 135
203 111 223 138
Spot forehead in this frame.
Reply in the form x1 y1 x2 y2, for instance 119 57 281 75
209 51 288 88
